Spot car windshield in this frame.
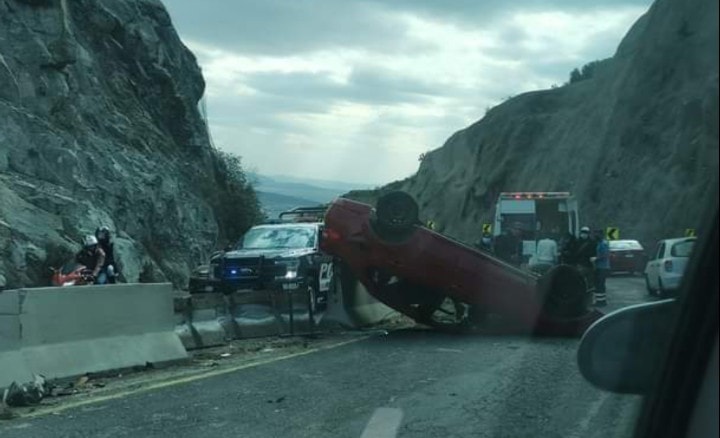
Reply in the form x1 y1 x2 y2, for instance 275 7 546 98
671 240 695 257
0 0 717 437
239 226 316 250
609 240 643 250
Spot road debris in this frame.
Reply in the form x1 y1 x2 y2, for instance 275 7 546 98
0 404 17 420
0 333 365 420
51 387 78 397
2 375 50 408
266 396 286 404
75 375 90 388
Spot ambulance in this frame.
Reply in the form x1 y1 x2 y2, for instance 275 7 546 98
493 192 580 259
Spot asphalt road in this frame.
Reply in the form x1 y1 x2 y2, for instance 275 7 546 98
1 276 649 438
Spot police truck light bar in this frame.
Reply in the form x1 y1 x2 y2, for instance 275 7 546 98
278 205 329 222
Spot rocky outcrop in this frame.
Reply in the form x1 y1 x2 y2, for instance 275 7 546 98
352 0 718 246
0 0 259 288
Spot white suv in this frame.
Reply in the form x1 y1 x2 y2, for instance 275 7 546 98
644 237 696 297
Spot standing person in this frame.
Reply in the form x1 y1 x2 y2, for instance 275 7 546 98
592 229 610 307
494 228 512 262
76 235 106 284
560 232 578 265
494 226 521 266
575 226 596 268
477 231 494 253
509 223 524 266
574 226 597 289
95 226 119 283
530 232 558 275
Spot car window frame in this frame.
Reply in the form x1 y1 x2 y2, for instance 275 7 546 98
655 242 666 260
634 207 718 438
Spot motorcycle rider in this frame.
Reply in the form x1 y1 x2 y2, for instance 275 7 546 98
95 225 118 284
76 235 107 284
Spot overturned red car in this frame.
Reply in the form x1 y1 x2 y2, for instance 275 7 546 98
320 192 603 336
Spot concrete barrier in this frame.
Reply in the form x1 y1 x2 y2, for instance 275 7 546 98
1 284 187 389
0 290 33 387
323 262 397 328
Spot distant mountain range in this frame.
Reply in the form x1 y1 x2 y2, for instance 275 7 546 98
251 173 376 219
255 191 321 220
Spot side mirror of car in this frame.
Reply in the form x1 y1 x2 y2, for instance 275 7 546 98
577 299 676 394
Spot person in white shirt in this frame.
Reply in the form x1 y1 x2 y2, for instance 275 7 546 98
530 232 558 274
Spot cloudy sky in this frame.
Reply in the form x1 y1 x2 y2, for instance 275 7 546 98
162 0 652 185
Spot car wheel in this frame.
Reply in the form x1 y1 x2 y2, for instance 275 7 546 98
645 275 656 296
538 265 591 319
657 278 666 298
375 191 419 232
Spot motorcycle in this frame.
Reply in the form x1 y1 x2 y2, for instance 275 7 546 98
50 262 95 287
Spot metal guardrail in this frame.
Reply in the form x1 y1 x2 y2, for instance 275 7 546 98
175 286 321 350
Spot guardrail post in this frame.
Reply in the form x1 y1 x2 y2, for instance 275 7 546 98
224 292 242 339
270 290 284 336
287 288 295 336
307 286 316 336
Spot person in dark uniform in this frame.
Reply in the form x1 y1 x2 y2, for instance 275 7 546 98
560 232 578 265
573 226 597 290
495 225 522 266
95 226 119 284
575 226 597 268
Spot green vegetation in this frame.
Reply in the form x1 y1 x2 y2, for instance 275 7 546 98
208 150 263 243
568 59 605 84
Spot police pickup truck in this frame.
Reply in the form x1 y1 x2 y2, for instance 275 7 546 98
188 207 333 311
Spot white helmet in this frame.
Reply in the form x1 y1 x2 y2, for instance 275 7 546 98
83 235 98 247
580 226 591 233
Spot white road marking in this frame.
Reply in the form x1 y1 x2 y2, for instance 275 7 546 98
436 348 463 353
360 407 404 438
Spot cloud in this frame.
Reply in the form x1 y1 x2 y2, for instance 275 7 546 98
163 0 424 56
163 0 652 184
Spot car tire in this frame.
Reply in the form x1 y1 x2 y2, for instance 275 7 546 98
645 275 656 296
375 191 420 232
538 265 592 320
657 278 666 298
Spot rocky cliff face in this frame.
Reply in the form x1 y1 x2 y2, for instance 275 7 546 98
0 0 259 287
351 0 718 246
